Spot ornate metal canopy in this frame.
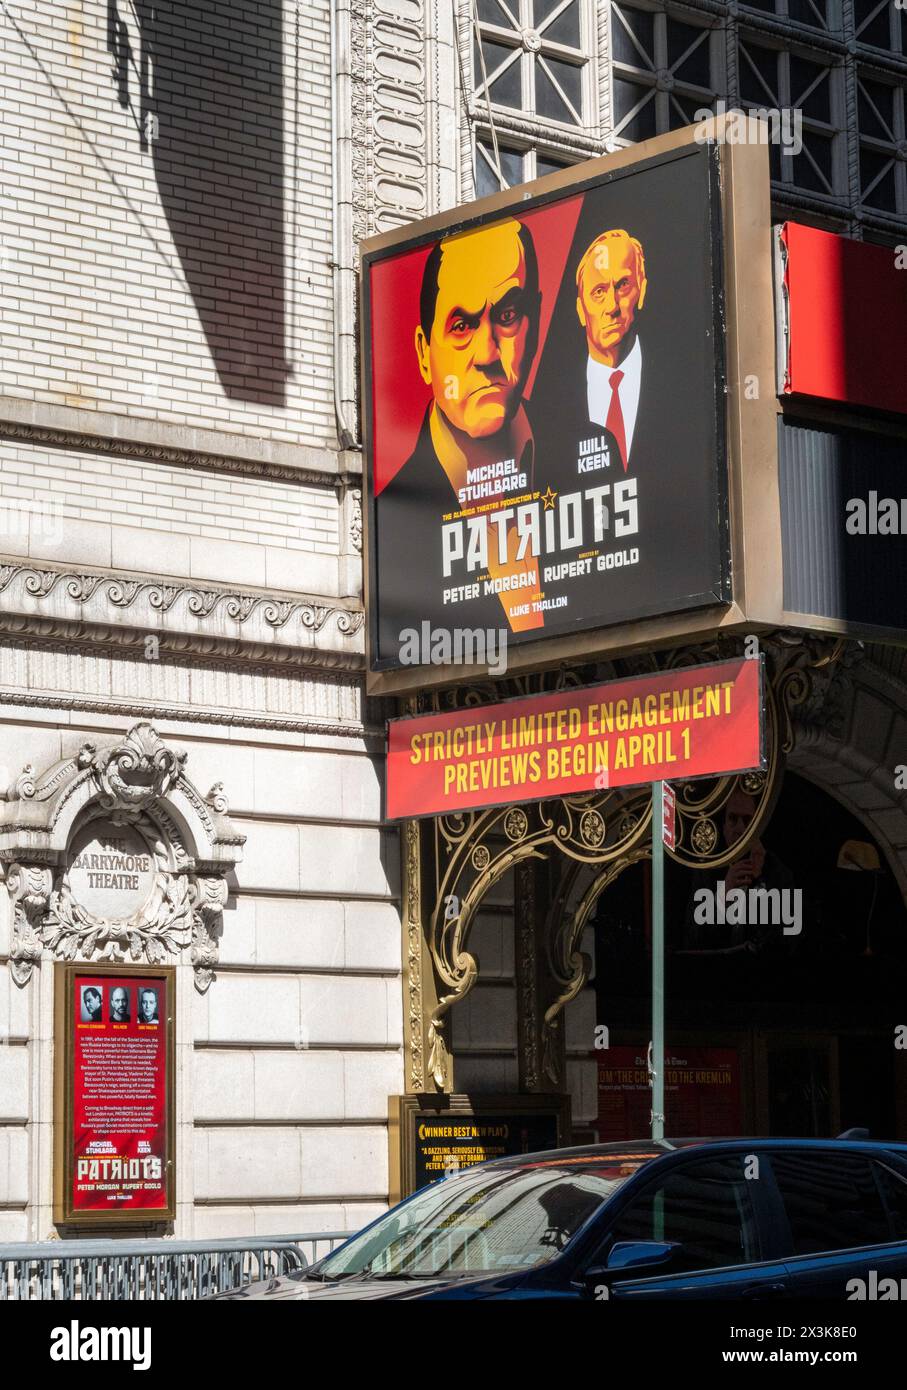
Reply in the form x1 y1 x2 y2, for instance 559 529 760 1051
402 633 850 1093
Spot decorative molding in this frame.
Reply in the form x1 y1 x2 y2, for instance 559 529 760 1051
515 859 540 1093
351 0 436 241
0 417 358 488
455 0 475 200
88 722 187 814
470 107 605 159
0 628 389 737
773 633 856 745
427 0 458 211
190 875 230 993
404 819 425 1092
350 0 371 245
6 862 53 988
0 687 384 740
597 0 612 139
0 610 364 674
370 0 429 232
1 722 245 990
43 850 193 971
349 488 363 554
0 562 364 665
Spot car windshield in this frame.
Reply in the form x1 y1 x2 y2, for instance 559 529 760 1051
317 1153 655 1279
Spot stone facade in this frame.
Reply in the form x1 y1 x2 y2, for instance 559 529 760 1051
0 0 602 1242
3 0 907 1248
0 0 401 1241
2 0 335 443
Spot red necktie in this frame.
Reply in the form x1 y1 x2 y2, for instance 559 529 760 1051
605 369 627 472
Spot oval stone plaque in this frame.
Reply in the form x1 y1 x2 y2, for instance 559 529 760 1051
67 819 156 920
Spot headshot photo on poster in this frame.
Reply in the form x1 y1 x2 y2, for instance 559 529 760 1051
139 986 160 1024
80 985 104 1024
109 984 131 1024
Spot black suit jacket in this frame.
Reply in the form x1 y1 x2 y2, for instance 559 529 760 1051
532 329 665 482
373 406 534 665
529 320 728 626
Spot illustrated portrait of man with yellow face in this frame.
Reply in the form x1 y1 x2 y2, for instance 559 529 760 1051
574 229 647 471
412 218 540 488
375 218 545 644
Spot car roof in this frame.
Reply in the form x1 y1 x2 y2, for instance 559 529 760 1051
482 1136 907 1169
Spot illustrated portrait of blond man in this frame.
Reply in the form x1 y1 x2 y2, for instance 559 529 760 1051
574 228 648 470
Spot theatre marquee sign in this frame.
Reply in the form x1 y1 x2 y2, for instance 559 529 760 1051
360 119 783 696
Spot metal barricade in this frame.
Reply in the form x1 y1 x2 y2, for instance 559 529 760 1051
0 1231 350 1300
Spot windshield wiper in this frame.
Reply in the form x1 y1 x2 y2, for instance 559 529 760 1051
355 1269 479 1282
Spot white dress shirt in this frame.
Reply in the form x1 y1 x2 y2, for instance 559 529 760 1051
586 335 643 464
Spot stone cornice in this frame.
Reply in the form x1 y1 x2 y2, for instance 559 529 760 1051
0 561 366 670
0 396 363 485
0 687 384 739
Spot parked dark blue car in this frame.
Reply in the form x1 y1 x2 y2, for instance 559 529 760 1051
220 1137 907 1300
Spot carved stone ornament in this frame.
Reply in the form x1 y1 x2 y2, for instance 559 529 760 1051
0 722 244 990
90 721 187 813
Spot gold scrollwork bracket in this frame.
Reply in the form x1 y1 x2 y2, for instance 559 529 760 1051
425 785 652 1089
540 842 651 1085
663 634 848 872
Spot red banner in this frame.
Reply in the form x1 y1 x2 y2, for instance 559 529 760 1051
779 222 907 416
387 657 763 820
598 1046 742 1140
72 973 169 1213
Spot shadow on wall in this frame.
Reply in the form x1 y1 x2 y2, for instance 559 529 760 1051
108 0 290 406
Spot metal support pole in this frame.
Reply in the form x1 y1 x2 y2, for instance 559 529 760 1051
650 780 665 1142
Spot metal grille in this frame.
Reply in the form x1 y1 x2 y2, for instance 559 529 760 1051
461 0 907 240
0 1233 349 1301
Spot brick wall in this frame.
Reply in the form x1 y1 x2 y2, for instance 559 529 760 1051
1 0 336 447
0 440 342 592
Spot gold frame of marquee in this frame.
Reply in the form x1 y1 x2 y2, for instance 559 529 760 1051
53 961 177 1228
361 114 781 699
400 634 847 1096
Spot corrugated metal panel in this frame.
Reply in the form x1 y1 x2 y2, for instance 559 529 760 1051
779 420 844 618
779 418 907 633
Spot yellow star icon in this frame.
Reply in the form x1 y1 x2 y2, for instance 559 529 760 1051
541 486 557 511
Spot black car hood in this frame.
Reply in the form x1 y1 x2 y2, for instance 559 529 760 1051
211 1271 508 1301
